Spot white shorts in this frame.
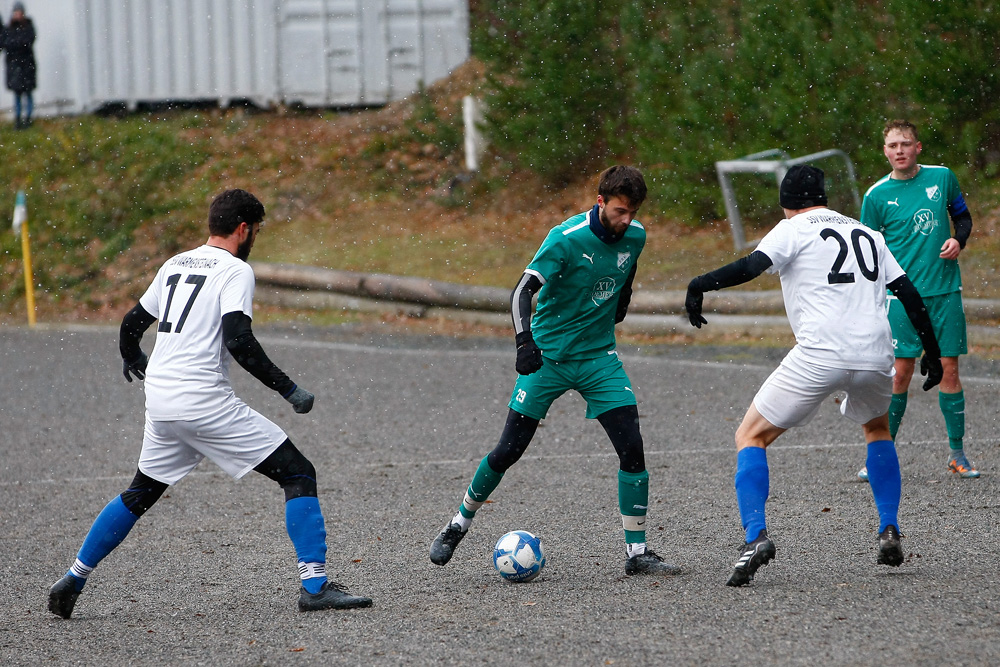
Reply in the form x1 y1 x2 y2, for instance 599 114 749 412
753 348 894 429
139 399 287 485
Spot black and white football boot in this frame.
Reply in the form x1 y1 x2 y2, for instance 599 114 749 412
726 529 776 587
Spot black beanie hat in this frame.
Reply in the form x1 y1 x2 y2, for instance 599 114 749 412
779 164 828 210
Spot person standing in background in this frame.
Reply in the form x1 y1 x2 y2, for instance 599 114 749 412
3 2 36 129
856 120 978 481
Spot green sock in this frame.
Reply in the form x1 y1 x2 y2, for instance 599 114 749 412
939 390 965 451
618 469 649 544
888 392 908 441
459 456 505 519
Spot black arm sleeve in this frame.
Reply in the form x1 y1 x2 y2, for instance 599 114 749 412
615 262 638 323
887 275 941 359
510 272 543 336
221 311 297 397
689 250 773 293
951 209 972 249
119 303 157 362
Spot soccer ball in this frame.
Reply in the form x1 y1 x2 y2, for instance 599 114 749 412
492 530 546 582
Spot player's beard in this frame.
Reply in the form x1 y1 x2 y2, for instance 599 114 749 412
599 206 625 240
236 234 254 261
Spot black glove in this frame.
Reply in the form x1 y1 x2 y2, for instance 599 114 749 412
920 354 943 391
515 331 543 375
685 279 708 328
285 385 315 414
122 352 148 382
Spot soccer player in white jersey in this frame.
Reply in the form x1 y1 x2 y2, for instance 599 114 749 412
48 189 371 618
685 165 943 587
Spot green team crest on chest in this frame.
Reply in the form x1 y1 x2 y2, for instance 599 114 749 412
912 184 943 235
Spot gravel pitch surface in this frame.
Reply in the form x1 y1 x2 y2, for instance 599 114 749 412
2 325 999 666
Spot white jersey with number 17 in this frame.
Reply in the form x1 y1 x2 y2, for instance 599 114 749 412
756 208 905 371
139 244 254 420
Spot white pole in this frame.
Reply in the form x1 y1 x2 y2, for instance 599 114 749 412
463 95 485 172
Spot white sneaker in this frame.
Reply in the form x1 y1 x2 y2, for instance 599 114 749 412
857 466 869 482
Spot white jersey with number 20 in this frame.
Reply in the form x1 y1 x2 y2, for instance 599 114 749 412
756 208 905 371
139 245 254 420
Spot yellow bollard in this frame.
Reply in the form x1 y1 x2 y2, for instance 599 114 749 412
13 190 36 327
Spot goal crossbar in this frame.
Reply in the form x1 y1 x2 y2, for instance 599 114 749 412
716 149 861 251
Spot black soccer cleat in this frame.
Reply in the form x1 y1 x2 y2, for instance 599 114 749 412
298 581 372 612
877 525 904 567
625 549 683 577
430 523 467 566
726 529 776 587
48 574 83 619
625 549 683 576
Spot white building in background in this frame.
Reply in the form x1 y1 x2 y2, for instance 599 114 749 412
0 0 469 118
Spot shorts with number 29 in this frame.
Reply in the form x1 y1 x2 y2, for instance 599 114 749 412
508 351 636 420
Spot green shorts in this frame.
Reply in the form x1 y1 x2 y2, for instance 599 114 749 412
888 290 967 358
508 351 637 420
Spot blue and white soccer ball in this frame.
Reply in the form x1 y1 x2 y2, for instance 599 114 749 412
492 530 546 582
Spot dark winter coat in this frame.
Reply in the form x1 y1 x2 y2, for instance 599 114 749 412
3 18 36 93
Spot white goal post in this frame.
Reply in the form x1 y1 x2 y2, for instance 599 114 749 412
716 149 862 251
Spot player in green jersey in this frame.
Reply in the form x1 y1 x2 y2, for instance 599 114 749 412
857 120 978 480
429 166 681 576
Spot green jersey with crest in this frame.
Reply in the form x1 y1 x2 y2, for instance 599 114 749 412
524 209 645 361
860 165 963 297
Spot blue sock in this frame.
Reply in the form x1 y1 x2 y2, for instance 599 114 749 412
866 440 901 533
73 496 141 589
734 447 769 543
285 496 328 594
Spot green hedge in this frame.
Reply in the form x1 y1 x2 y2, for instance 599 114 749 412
473 0 1000 221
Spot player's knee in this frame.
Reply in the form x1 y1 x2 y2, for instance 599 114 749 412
940 358 961 386
610 430 646 474
276 451 318 500
488 410 538 473
488 443 524 473
256 439 319 500
599 405 644 473
280 469 318 500
893 359 916 388
120 470 168 517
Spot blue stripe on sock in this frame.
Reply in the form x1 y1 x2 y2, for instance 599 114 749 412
734 447 769 543
866 440 901 533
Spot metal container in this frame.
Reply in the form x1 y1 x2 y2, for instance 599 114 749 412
0 0 468 118
278 0 470 107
